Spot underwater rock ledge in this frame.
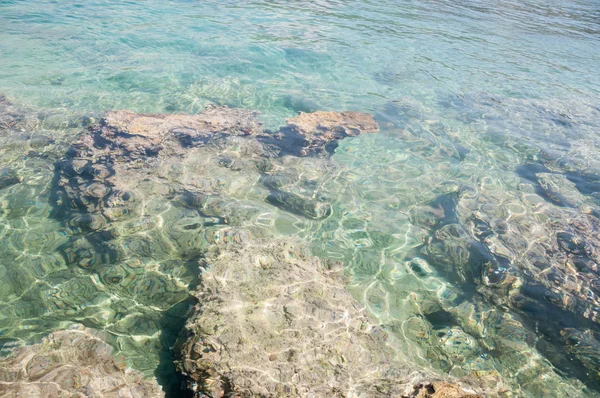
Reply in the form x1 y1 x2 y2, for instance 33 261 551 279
175 237 481 397
50 105 379 267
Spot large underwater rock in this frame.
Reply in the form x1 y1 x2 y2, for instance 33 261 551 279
48 104 456 396
105 107 263 140
51 106 376 260
101 106 263 158
284 110 379 156
0 327 163 398
175 238 480 397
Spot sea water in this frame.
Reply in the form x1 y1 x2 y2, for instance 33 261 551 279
1 0 600 396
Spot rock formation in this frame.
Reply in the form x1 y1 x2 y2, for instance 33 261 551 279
411 382 482 398
0 94 23 130
175 238 480 397
1 98 480 397
51 106 377 259
283 110 379 156
0 327 163 398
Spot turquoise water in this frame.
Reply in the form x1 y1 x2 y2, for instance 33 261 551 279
2 0 598 122
1 0 600 396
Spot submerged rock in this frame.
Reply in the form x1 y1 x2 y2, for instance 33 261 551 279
265 188 331 219
99 107 378 158
24 102 484 395
103 106 263 149
99 105 263 160
411 382 481 397
0 94 23 130
53 105 266 232
53 107 373 228
0 326 163 398
43 104 386 386
536 172 585 207
283 110 379 156
0 168 22 190
561 328 600 381
175 238 479 397
287 110 379 137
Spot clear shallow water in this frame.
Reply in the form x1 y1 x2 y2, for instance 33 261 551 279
1 0 600 396
1 0 599 124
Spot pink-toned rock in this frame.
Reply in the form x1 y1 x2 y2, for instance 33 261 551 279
287 110 379 136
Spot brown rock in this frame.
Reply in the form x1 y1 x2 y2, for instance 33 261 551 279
104 105 262 146
412 382 482 397
284 110 379 156
287 110 379 137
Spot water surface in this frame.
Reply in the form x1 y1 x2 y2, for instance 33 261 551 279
1 0 600 396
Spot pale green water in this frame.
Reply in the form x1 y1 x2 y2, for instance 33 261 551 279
1 0 600 396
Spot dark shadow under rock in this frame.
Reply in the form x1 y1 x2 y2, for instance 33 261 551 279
0 168 23 191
